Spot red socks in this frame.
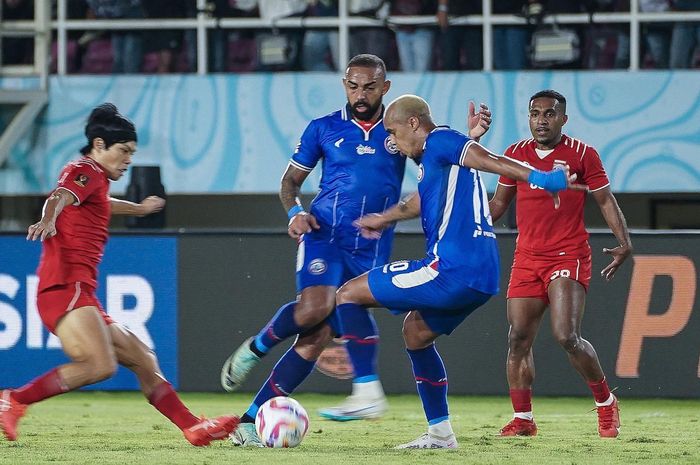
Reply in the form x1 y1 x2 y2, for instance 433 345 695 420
148 381 199 430
11 368 69 405
509 388 532 413
587 377 612 404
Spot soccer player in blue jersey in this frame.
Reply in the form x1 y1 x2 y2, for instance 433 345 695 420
220 55 492 446
338 94 585 449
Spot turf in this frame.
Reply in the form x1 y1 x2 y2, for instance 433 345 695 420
1 392 698 465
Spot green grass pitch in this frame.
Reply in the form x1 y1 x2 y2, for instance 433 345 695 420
1 392 698 465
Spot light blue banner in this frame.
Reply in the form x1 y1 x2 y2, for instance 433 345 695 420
0 236 178 390
4 71 700 194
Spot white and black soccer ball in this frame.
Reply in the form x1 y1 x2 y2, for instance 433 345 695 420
255 396 309 448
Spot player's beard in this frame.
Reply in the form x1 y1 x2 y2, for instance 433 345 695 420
351 100 382 122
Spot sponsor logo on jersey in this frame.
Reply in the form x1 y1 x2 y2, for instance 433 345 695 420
308 258 327 275
384 136 399 154
417 164 424 182
334 137 344 148
356 144 376 155
74 173 90 188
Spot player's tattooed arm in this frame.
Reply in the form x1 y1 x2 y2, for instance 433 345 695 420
110 196 165 216
280 164 319 239
592 186 633 281
26 188 76 241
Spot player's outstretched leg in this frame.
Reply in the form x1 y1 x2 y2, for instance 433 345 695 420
233 325 333 447
318 303 387 421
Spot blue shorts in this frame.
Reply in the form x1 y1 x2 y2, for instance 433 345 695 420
368 259 492 335
296 230 388 292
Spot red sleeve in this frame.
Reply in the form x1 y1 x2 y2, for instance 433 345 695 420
55 162 101 205
498 143 518 187
581 146 610 192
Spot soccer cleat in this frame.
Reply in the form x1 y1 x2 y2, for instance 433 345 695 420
394 432 458 449
229 421 264 448
499 417 538 437
220 337 261 392
597 395 620 438
0 389 27 441
318 394 387 421
183 415 240 447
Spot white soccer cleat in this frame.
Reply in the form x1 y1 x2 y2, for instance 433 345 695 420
394 432 458 449
229 422 264 447
318 394 388 421
220 337 261 392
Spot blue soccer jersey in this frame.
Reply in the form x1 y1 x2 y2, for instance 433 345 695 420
291 104 406 254
417 127 500 295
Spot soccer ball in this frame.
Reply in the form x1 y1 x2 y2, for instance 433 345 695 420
255 396 309 448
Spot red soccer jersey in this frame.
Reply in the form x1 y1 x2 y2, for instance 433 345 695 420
37 157 111 291
498 134 610 258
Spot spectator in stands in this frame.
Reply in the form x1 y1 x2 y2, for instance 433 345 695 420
640 0 671 68
390 0 436 72
2 0 33 65
86 0 144 73
670 0 700 68
349 0 397 70
436 0 482 70
492 1 532 70
142 0 187 73
209 0 259 73
257 0 307 71
302 0 340 71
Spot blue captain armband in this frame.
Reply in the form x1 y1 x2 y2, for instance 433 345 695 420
287 205 305 220
528 168 567 193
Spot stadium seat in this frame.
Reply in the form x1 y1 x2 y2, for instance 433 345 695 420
80 39 113 74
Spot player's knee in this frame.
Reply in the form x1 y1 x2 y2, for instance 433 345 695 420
294 300 333 327
294 327 333 360
335 281 358 306
86 355 118 383
554 331 580 353
507 328 532 351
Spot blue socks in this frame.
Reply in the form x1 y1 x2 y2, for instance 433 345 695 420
407 344 449 425
254 301 303 354
245 347 315 420
337 303 379 382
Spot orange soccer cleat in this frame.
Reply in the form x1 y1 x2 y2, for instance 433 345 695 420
597 395 620 438
0 389 27 441
499 417 538 437
183 415 241 447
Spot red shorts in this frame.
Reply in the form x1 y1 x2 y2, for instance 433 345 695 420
37 282 113 334
507 251 592 303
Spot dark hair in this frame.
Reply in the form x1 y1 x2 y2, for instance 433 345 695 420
80 103 137 155
346 54 387 79
530 90 567 112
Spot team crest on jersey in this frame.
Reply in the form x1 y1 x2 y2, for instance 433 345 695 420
73 173 90 188
308 258 327 275
356 144 376 155
417 164 424 182
384 136 399 154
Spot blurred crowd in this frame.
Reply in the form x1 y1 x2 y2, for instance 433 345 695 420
2 0 700 73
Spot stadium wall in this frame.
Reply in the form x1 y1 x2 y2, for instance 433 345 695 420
1 71 699 195
1 232 699 398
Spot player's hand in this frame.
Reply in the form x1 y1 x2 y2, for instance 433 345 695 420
288 212 319 239
600 244 632 281
466 101 492 141
354 213 393 240
26 220 56 242
139 196 165 216
544 166 588 209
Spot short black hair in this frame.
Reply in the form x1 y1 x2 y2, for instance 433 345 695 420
346 54 387 79
80 103 137 155
530 90 567 112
